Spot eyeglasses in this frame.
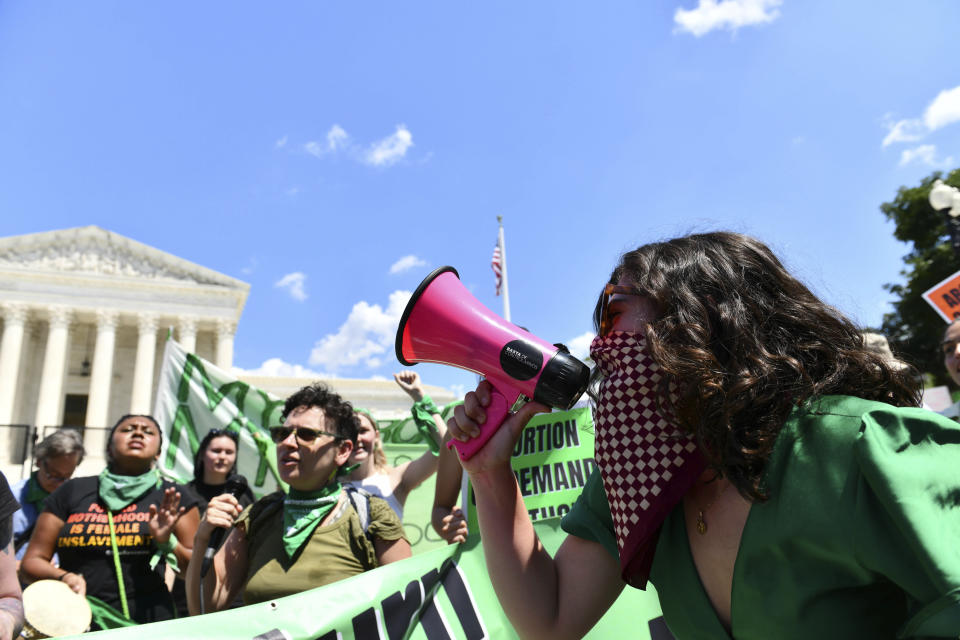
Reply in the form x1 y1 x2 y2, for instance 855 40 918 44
268 426 342 445
598 283 643 336
39 460 72 483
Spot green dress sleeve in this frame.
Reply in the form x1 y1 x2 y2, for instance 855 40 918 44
854 406 960 637
560 468 619 562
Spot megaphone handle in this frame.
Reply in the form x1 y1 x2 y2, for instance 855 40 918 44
447 387 513 461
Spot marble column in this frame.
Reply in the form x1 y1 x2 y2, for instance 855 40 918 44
130 313 159 414
86 310 119 428
215 320 235 370
0 303 29 426
178 316 197 354
34 306 73 428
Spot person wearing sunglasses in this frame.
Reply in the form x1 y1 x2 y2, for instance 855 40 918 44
20 415 200 629
448 231 960 639
12 429 85 567
186 383 410 614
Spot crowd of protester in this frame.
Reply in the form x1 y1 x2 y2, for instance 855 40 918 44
2 232 958 638
0 370 461 636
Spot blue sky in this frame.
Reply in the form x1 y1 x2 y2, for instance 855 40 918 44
2 1 959 397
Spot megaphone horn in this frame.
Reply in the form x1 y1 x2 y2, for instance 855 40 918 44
395 266 590 460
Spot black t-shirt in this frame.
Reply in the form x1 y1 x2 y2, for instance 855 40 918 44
45 475 199 626
174 476 254 612
0 472 18 550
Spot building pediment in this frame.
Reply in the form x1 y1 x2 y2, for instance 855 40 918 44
0 226 246 290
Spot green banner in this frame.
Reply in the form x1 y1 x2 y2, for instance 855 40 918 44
71 520 669 640
146 342 668 638
153 339 451 553
154 339 285 496
464 407 597 534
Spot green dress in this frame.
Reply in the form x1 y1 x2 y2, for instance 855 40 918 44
561 395 960 638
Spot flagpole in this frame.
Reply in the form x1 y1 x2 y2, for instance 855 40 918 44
498 215 511 322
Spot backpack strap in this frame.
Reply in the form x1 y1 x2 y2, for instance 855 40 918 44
342 485 373 543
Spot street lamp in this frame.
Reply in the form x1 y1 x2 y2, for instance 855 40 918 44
929 179 960 257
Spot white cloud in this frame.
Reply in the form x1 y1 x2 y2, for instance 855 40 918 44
303 125 351 158
274 272 308 302
882 117 925 147
275 135 288 149
285 186 300 197
363 125 413 167
327 125 349 151
299 124 415 168
899 144 955 168
674 0 782 37
389 255 427 275
924 86 960 131
565 331 597 362
448 384 467 400
233 358 332 379
309 290 412 371
882 84 960 149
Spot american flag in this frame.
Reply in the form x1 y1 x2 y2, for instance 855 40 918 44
491 242 502 296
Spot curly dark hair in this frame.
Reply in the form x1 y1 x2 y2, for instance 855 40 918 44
593 231 921 502
282 383 359 444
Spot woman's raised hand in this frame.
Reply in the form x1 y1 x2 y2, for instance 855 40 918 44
394 371 425 401
148 487 187 544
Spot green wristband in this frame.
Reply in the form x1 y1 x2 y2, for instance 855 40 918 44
411 395 442 455
149 532 180 572
156 532 178 554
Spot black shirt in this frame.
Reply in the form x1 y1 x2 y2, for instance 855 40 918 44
45 475 199 626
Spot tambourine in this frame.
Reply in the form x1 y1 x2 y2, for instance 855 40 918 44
21 579 92 638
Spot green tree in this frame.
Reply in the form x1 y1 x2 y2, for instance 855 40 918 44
880 168 960 384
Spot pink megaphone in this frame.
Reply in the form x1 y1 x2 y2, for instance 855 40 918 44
395 266 591 460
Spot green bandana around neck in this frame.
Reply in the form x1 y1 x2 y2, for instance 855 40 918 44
26 471 51 509
411 395 442 455
98 468 161 512
282 483 342 558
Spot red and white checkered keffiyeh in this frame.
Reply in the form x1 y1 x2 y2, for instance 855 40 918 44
590 331 706 588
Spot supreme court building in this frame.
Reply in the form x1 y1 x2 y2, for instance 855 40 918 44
0 226 248 470
0 226 454 479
